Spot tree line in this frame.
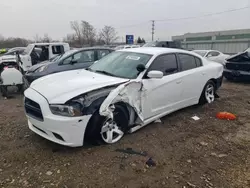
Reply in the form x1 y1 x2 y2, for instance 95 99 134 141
0 20 146 48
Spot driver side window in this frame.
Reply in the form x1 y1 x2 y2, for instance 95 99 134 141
146 54 178 77
62 50 95 65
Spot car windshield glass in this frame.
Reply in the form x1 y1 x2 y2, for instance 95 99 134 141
89 51 152 79
193 51 207 57
143 42 156 47
22 45 33 55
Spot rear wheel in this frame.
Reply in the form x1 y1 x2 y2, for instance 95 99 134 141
85 104 129 145
199 81 215 104
0 85 8 98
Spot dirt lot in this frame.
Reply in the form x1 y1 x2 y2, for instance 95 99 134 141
0 80 250 188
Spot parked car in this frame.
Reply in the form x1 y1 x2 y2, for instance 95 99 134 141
223 48 250 81
193 50 229 65
114 45 140 50
143 41 182 49
24 47 223 147
17 42 70 72
0 47 26 67
24 47 114 85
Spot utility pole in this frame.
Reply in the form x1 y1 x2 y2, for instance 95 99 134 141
151 20 155 41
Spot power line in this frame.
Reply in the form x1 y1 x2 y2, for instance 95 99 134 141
155 6 250 22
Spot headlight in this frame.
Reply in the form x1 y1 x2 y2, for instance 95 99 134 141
35 65 48 73
50 103 83 117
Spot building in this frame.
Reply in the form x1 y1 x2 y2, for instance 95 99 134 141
172 29 250 54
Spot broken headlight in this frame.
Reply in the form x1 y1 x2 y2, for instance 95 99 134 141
50 102 83 117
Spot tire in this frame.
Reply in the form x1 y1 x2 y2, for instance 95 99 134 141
17 84 24 94
85 104 129 145
199 80 216 105
0 86 8 98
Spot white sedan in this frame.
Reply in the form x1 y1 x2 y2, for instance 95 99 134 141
193 50 229 65
24 47 223 147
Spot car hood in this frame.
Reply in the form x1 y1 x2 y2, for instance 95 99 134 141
30 69 129 104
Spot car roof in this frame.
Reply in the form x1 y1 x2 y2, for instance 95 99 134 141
120 47 193 56
78 47 114 51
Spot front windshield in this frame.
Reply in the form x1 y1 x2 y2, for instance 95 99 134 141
143 42 156 47
22 44 34 55
89 51 152 79
193 50 207 57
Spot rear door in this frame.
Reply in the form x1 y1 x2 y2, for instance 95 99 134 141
177 53 208 106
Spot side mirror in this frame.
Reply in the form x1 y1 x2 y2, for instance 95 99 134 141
70 60 77 64
147 70 163 79
136 64 146 72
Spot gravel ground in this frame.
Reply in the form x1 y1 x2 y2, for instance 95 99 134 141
0 80 250 188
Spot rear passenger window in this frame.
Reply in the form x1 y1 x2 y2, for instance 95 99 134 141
195 57 202 67
179 54 197 71
52 45 64 54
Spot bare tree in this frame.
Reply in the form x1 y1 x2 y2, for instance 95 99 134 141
33 34 41 43
70 21 82 46
99 26 118 45
41 33 52 43
81 21 96 46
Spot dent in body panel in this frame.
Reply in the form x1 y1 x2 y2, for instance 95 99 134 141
99 81 144 123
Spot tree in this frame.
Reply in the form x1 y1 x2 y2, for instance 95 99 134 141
141 38 146 43
70 21 82 46
137 37 142 44
41 33 52 43
99 25 118 45
81 21 96 46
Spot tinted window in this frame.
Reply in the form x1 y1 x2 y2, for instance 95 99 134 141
52 45 64 54
179 54 197 71
195 57 202 67
62 50 95 65
148 54 178 76
97 50 110 60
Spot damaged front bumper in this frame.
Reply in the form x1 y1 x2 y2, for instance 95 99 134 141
24 88 91 147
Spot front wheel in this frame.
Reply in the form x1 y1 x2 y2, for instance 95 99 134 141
85 104 129 145
199 81 216 104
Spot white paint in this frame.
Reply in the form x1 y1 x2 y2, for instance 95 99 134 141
24 47 223 147
193 50 230 65
1 67 23 85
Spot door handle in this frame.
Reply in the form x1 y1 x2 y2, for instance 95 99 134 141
202 72 206 75
176 80 182 84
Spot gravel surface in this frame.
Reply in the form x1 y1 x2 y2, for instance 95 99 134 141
0 80 250 188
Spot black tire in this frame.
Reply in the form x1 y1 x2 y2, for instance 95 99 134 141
85 104 129 145
199 80 216 105
17 84 24 94
0 86 8 98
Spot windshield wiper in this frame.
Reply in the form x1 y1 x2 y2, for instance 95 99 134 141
94 70 116 77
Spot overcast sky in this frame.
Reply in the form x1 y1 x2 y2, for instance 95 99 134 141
0 0 250 42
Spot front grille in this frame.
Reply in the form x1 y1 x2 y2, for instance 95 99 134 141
25 97 44 121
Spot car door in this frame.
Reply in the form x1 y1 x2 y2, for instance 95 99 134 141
141 53 184 119
57 50 95 72
177 53 208 106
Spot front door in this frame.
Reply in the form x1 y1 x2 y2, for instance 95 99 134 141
141 53 184 120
